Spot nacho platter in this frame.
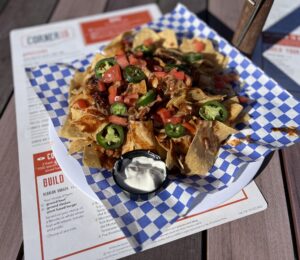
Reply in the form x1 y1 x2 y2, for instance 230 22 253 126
28 3 300 250
60 28 248 176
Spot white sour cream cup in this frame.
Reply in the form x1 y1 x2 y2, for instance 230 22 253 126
112 150 168 200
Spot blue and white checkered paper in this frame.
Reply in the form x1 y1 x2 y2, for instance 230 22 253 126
26 4 300 251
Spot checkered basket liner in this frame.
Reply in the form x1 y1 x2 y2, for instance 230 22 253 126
26 4 300 251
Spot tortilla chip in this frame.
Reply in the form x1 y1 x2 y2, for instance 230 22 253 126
69 139 93 154
73 115 105 134
69 93 94 108
166 90 187 108
155 140 167 160
179 38 196 53
223 96 239 105
180 37 228 69
179 37 213 53
185 121 219 175
59 116 87 140
122 130 135 154
69 71 88 97
213 121 238 143
188 88 224 103
166 142 177 170
83 144 101 168
129 80 147 94
235 112 251 126
132 28 160 49
227 103 244 122
73 70 87 85
103 31 132 56
158 29 178 48
130 120 157 150
173 136 192 155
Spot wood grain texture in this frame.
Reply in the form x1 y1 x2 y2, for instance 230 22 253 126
232 0 274 55
0 98 23 260
0 0 8 14
207 0 244 41
105 0 155 12
50 0 107 21
0 0 58 117
207 152 295 260
158 0 207 14
281 147 300 258
208 0 244 31
124 233 203 260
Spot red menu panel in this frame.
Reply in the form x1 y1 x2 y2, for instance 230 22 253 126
80 11 152 45
33 150 61 176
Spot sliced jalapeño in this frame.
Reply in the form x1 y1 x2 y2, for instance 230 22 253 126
96 124 124 149
199 100 228 122
94 57 116 79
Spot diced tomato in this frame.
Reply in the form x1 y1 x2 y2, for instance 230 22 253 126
154 72 167 78
157 108 172 124
153 65 163 72
108 115 128 126
128 54 147 67
170 69 185 80
102 64 122 83
143 38 153 46
167 116 182 124
215 80 225 89
182 122 196 135
139 59 147 67
108 85 118 104
135 51 144 57
97 81 106 92
124 93 139 106
129 54 139 65
116 54 129 69
193 40 205 52
73 99 89 109
114 95 124 102
238 96 249 103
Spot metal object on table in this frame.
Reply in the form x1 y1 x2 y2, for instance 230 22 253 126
232 0 274 56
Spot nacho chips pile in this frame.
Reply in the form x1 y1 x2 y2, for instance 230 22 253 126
60 28 247 176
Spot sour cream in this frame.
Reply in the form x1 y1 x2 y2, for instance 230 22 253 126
114 156 167 194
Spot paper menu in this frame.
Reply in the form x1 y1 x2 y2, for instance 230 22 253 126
261 0 300 100
11 4 267 259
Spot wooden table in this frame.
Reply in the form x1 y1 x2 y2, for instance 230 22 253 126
0 0 299 259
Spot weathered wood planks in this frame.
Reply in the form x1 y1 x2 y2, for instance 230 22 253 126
50 0 107 21
207 152 295 260
0 98 23 260
0 0 58 117
281 147 300 258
